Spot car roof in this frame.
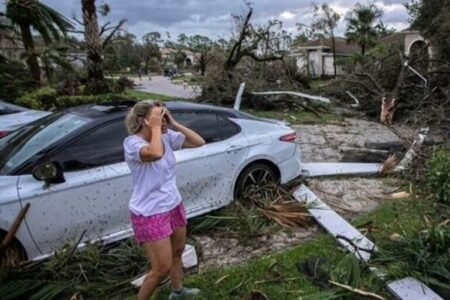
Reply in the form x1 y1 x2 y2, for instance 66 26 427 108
66 100 257 120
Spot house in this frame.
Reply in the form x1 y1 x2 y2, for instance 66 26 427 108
380 30 434 62
160 47 195 67
290 37 360 77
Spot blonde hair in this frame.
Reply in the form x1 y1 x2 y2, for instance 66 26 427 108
125 100 164 135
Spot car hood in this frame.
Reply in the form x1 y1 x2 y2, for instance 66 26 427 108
0 110 51 131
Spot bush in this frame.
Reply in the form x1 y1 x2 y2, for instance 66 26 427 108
0 61 38 102
55 93 138 110
427 148 450 204
114 76 135 93
16 87 58 110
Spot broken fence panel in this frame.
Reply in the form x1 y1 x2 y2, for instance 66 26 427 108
301 162 382 177
387 277 443 300
293 184 376 262
252 91 331 104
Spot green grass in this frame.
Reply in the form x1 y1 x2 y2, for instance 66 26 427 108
247 109 345 125
138 196 441 300
151 236 340 300
124 89 173 101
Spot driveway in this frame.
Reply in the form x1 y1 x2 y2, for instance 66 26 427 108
132 76 201 99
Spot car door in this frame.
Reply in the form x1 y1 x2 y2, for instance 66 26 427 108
17 120 130 256
172 111 249 217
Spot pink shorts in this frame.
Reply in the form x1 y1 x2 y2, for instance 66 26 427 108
130 203 187 244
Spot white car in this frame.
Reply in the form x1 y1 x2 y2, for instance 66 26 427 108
0 101 301 265
0 100 51 138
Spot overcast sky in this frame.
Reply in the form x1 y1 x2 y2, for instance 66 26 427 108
5 0 411 41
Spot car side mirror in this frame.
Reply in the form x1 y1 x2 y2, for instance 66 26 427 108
32 162 65 185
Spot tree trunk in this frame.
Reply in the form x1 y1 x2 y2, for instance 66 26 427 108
331 32 337 77
20 24 41 83
82 0 105 84
361 44 366 56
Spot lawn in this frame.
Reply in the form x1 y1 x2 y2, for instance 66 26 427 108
137 196 440 300
124 89 173 101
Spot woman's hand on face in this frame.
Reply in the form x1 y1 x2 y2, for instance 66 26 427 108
163 107 178 126
144 107 165 129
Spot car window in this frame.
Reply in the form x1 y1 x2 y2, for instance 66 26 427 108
0 113 91 175
218 115 240 140
51 121 128 172
172 112 220 144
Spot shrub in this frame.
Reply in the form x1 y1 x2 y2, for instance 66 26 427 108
0 61 38 102
114 76 135 93
55 93 138 110
16 87 58 110
427 147 450 204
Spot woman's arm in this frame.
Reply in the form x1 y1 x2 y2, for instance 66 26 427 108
165 109 205 148
140 107 165 161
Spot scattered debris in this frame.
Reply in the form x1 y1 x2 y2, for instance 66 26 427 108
329 280 385 300
384 191 412 200
294 185 445 300
251 91 331 104
346 91 360 108
379 154 400 176
301 162 382 177
233 82 246 111
394 128 429 172
294 185 376 262
387 277 443 300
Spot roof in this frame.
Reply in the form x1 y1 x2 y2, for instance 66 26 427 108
293 38 360 54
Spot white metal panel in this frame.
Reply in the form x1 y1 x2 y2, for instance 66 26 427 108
293 184 376 262
301 162 381 177
387 277 443 300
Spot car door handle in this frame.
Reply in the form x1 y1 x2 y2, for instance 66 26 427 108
226 145 242 152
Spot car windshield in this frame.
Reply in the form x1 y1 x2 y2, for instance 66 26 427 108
0 112 91 175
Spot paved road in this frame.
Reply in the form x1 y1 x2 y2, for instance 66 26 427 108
132 76 201 99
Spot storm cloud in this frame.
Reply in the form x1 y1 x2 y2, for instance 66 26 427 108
35 0 410 40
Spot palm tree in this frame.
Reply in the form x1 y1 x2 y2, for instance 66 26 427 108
345 3 382 56
6 0 73 83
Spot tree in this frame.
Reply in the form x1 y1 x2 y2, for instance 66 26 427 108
6 0 73 83
142 31 162 73
78 0 126 94
311 3 341 77
224 5 285 71
345 3 383 56
174 50 187 69
177 33 188 48
188 35 214 75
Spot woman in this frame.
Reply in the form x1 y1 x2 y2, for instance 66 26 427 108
124 101 205 300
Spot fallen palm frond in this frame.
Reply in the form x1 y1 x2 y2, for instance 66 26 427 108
243 184 312 229
0 239 147 300
379 154 400 176
190 184 312 236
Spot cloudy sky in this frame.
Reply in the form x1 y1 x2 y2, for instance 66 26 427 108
10 0 411 41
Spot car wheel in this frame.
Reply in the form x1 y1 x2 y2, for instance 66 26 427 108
0 233 27 268
234 163 278 199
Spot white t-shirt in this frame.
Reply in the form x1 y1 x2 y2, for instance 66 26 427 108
123 130 185 216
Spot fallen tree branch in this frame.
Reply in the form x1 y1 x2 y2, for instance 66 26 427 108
329 280 385 300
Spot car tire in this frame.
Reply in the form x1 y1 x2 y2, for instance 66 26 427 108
234 163 278 200
0 232 27 268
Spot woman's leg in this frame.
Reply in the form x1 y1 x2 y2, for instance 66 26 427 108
169 226 187 291
138 238 173 300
